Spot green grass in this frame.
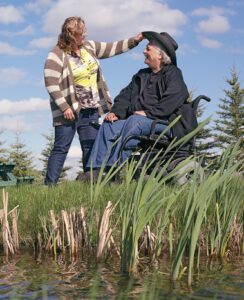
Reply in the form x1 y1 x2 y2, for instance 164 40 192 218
1 135 243 288
2 181 121 243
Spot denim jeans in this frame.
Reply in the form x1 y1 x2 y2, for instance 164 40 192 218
45 108 98 185
87 115 170 169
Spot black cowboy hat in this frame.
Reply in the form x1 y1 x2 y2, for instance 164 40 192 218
142 31 178 66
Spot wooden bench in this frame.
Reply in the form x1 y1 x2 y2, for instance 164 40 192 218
0 163 17 187
17 176 35 184
0 162 35 187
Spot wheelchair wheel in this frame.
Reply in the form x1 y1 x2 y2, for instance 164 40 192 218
173 160 205 185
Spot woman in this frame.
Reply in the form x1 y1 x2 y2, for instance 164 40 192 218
44 17 143 185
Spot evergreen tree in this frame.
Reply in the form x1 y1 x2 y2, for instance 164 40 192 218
187 91 215 163
40 130 55 177
40 129 72 182
59 165 72 182
76 157 84 177
9 132 34 177
195 102 216 164
0 131 8 163
214 66 244 167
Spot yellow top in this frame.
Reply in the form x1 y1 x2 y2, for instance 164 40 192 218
66 48 100 108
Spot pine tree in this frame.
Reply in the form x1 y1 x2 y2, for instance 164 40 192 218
187 91 215 163
40 129 72 182
214 66 244 167
0 131 8 163
59 165 72 182
195 102 216 164
76 157 84 177
40 130 55 177
9 133 34 177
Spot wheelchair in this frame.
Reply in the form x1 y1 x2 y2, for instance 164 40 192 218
91 95 210 184
115 95 211 184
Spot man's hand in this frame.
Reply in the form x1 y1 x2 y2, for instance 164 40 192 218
133 110 146 116
64 108 75 121
104 112 118 123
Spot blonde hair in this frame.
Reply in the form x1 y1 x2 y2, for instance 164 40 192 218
57 17 85 51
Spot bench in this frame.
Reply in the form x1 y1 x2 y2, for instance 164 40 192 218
0 162 35 187
0 162 17 187
17 176 35 184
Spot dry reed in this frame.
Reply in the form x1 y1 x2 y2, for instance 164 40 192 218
0 189 19 258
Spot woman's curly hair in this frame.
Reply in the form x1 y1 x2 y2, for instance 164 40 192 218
57 17 85 51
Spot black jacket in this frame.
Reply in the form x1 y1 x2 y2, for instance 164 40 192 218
111 65 198 140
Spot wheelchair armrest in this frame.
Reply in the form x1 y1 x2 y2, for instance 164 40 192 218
150 119 170 135
89 122 100 130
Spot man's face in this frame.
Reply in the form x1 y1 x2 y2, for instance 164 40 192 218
143 42 162 70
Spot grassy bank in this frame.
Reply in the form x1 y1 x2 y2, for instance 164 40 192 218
1 141 243 287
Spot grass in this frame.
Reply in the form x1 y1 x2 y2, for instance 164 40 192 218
0 137 243 288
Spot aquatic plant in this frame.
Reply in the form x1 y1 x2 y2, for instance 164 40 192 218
0 133 243 289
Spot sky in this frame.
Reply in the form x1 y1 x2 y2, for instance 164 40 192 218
0 0 243 179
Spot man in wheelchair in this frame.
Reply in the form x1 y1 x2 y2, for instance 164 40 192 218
82 31 208 180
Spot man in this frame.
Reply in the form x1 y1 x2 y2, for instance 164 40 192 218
83 31 192 177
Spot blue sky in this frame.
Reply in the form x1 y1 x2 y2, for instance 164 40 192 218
0 0 243 178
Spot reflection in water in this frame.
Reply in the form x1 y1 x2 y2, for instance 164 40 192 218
0 251 243 299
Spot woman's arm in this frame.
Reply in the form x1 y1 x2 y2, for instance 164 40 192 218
85 33 143 59
44 47 71 113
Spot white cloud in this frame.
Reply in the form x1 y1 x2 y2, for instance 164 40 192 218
191 6 235 17
0 116 32 132
29 36 56 49
0 5 24 24
0 42 36 56
126 52 143 60
0 68 26 85
225 46 244 54
227 0 244 6
0 25 35 37
67 146 82 158
25 0 54 14
234 28 244 33
191 6 233 35
0 98 49 115
39 78 45 87
199 38 222 49
198 15 230 34
65 157 81 179
177 44 198 56
42 0 187 39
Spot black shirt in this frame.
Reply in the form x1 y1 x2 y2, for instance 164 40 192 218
134 70 162 115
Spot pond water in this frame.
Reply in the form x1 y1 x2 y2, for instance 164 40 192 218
0 251 243 299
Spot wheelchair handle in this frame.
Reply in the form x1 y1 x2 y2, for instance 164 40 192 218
195 95 211 102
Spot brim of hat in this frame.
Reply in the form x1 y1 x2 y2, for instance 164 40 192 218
142 31 163 45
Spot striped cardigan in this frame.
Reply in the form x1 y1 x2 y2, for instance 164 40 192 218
44 38 138 126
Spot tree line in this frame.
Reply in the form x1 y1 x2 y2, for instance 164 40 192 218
0 66 243 183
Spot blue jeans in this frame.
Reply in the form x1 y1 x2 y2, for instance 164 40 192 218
87 115 170 169
45 108 98 185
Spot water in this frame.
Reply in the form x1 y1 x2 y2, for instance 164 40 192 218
0 251 243 299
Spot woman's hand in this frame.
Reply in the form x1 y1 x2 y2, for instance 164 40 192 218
64 108 75 121
134 32 144 44
104 112 118 123
133 110 146 116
